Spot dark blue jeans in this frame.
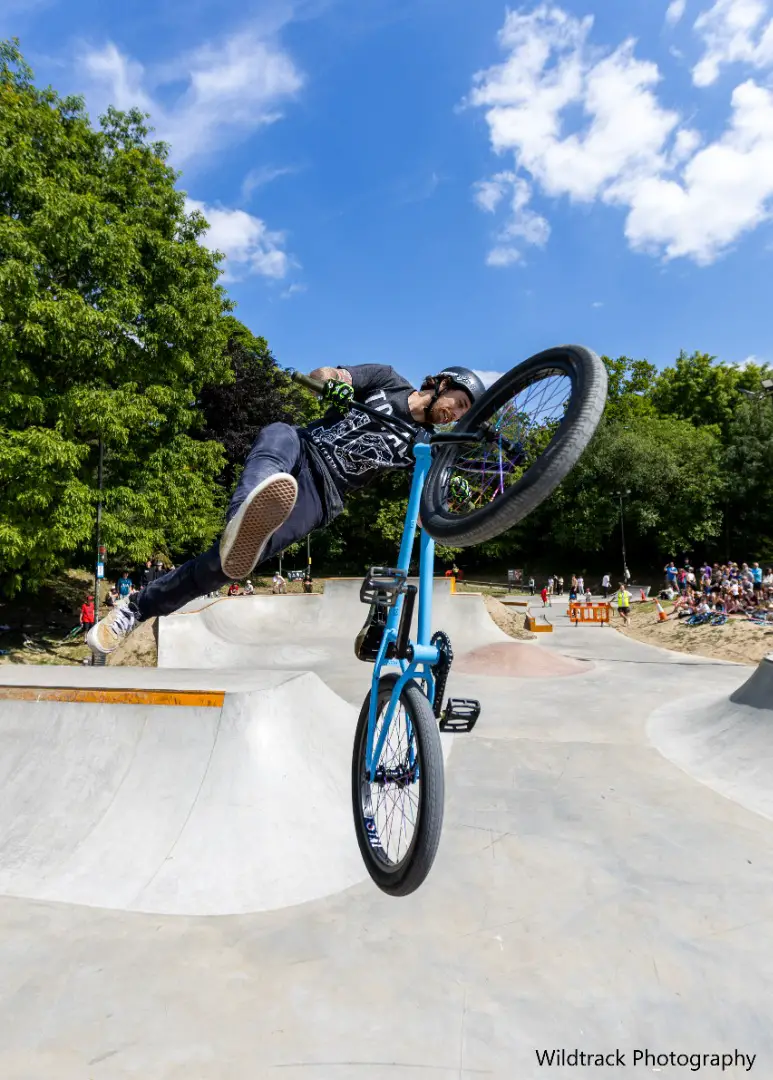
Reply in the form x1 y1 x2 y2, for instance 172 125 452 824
136 424 326 619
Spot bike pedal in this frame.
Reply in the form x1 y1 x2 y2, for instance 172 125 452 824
360 566 407 608
439 698 480 733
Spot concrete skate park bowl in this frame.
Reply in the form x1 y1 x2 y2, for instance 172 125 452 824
0 670 365 915
159 578 593 679
648 653 773 822
3 578 773 1076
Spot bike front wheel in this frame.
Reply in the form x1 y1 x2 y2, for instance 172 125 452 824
420 345 607 547
352 672 444 896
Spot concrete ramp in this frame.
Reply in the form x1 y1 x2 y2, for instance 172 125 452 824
0 670 364 916
159 578 512 671
647 655 773 821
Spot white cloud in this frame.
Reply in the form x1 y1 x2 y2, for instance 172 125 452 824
666 0 688 26
241 165 298 202
468 4 773 267
281 283 307 299
80 28 304 164
692 0 773 87
473 172 515 213
186 199 294 280
486 246 523 266
592 300 604 307
474 171 550 256
473 369 505 388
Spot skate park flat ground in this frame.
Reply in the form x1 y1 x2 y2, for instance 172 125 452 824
1 580 773 1078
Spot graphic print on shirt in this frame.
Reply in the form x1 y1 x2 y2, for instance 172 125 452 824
309 388 413 480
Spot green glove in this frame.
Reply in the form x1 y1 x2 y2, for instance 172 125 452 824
323 379 355 409
449 476 472 503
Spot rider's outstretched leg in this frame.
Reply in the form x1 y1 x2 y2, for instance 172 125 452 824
87 424 325 656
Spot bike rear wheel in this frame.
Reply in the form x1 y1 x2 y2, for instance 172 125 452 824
352 672 444 896
420 345 607 547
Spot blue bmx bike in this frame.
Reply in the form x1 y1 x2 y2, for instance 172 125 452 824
293 346 607 895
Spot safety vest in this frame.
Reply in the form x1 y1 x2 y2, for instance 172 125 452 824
617 589 630 606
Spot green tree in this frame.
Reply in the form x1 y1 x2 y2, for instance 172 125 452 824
0 40 232 594
650 350 772 435
545 416 724 557
196 316 319 492
724 396 773 560
601 355 658 421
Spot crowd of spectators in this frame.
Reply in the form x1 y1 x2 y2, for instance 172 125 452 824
659 560 773 618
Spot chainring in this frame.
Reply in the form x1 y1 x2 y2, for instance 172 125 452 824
430 630 453 719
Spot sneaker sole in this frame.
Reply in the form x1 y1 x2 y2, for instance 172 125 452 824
220 474 298 580
86 621 118 655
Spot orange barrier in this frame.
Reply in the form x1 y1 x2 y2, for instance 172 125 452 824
569 602 610 626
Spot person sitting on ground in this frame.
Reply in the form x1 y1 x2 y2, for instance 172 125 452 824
272 571 286 594
243 579 255 595
87 363 483 656
227 582 240 596
104 588 119 609
80 595 95 636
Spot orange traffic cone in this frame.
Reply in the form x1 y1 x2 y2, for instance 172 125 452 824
656 600 668 622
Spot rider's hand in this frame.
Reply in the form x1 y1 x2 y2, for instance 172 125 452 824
323 379 355 409
449 475 472 503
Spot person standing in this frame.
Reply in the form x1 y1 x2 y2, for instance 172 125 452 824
116 571 133 602
616 582 632 625
601 573 611 599
80 595 95 637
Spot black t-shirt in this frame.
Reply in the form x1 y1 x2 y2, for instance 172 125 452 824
302 364 428 498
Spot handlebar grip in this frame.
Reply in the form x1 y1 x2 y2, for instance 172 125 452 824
291 371 326 395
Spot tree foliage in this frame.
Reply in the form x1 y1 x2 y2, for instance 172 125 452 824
196 316 319 491
0 40 231 593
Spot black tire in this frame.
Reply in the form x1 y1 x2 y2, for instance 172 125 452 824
352 672 444 896
420 345 607 547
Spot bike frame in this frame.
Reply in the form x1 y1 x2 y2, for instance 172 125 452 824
364 440 442 778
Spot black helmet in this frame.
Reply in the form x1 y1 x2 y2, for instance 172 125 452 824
435 366 486 406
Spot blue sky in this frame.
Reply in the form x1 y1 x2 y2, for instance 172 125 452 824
6 0 773 387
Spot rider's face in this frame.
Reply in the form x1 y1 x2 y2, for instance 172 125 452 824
428 386 472 426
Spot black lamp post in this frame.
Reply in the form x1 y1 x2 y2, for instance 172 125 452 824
613 489 631 583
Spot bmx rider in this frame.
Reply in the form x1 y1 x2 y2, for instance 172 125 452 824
88 364 485 656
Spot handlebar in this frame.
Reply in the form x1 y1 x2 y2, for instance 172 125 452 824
291 371 326 395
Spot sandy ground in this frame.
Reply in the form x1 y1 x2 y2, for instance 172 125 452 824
615 601 773 666
482 594 537 641
107 618 158 667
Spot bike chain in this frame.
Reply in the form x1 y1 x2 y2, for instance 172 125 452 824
430 630 453 720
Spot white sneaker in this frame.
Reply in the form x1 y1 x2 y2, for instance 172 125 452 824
87 603 142 656
219 473 298 579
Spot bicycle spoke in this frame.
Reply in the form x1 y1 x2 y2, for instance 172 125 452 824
362 695 422 867
443 369 572 518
